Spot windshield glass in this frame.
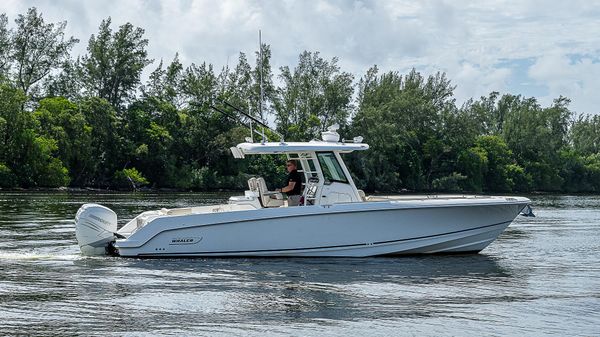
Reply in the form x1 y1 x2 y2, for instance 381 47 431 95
317 152 348 184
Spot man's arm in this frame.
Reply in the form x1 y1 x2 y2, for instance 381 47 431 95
278 181 296 193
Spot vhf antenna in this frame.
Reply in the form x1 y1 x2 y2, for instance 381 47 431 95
259 30 265 144
247 98 253 143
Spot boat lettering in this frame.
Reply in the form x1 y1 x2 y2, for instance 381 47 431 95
90 214 112 225
169 237 202 245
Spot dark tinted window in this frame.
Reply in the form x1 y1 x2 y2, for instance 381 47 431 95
317 152 348 184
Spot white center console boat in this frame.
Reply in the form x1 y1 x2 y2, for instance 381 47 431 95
75 126 531 257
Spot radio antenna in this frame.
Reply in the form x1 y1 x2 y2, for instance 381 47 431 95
259 30 265 144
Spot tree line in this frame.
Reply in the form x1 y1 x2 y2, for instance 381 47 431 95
0 8 599 193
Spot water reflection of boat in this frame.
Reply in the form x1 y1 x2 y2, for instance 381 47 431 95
75 125 530 258
74 254 511 283
69 255 516 324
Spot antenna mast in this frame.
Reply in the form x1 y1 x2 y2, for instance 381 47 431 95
259 30 265 143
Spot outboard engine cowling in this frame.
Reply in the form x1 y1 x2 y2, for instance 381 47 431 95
75 203 117 256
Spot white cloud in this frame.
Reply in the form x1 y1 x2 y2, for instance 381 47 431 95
529 54 600 114
452 62 512 104
0 0 599 114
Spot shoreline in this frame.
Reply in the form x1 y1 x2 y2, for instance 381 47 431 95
0 186 597 196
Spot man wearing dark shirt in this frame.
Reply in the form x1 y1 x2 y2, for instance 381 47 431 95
277 159 303 206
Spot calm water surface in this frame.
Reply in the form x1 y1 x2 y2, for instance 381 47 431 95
0 192 598 336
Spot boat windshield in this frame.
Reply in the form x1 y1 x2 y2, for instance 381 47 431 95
317 152 348 184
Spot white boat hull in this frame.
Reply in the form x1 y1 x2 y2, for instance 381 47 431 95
113 197 528 257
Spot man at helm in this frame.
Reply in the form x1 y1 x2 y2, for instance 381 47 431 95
277 159 303 206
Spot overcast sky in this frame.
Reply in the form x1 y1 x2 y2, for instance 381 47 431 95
2 0 600 115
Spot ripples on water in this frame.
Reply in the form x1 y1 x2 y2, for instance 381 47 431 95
0 192 598 336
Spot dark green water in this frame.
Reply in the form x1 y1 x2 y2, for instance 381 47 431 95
0 192 599 336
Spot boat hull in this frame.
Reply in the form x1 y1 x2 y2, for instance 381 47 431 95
115 198 528 257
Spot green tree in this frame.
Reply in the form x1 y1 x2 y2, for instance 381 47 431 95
469 135 523 192
501 95 570 190
10 7 78 96
0 7 598 193
350 67 456 191
33 97 94 186
583 154 600 192
457 146 488 192
221 45 276 121
122 97 178 187
79 97 122 185
251 44 276 120
143 53 184 107
275 51 354 141
0 163 17 188
180 62 218 108
113 167 148 189
81 18 151 110
0 83 27 169
43 58 83 100
0 14 11 76
571 114 600 156
0 83 69 187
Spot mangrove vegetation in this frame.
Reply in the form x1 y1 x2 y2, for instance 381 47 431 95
0 8 599 193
